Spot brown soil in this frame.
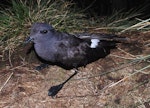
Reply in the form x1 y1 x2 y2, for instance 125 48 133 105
0 32 150 108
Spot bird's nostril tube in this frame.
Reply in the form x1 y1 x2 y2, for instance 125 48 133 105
24 37 33 44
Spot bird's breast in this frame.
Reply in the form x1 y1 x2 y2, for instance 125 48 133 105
34 43 57 62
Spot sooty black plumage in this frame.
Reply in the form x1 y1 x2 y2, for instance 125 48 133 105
25 22 128 97
25 23 128 69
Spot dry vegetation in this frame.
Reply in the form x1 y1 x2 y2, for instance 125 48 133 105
0 0 150 108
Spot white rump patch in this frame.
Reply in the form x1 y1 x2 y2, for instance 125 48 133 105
90 39 100 48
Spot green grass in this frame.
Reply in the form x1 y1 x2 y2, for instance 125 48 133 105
0 1 149 42
0 0 149 71
0 0 96 60
0 0 150 60
93 9 150 33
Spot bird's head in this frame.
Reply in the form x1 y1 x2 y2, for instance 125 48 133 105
24 23 55 45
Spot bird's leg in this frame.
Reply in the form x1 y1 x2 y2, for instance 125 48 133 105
36 63 49 71
48 69 78 98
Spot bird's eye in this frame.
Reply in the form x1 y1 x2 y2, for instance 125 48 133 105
40 30 48 34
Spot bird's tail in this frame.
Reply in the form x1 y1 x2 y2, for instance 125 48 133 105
76 33 130 43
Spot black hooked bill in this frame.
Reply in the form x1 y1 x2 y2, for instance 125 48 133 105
24 37 33 45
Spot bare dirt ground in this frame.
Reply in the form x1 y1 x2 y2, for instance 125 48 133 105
0 32 150 108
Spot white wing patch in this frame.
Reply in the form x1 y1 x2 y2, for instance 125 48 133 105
90 39 100 48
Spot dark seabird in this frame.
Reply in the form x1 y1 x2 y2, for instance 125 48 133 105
25 23 129 97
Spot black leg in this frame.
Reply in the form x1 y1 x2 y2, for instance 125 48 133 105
36 63 49 71
48 69 78 98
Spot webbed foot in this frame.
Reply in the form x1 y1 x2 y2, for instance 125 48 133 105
36 63 49 71
48 83 64 98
